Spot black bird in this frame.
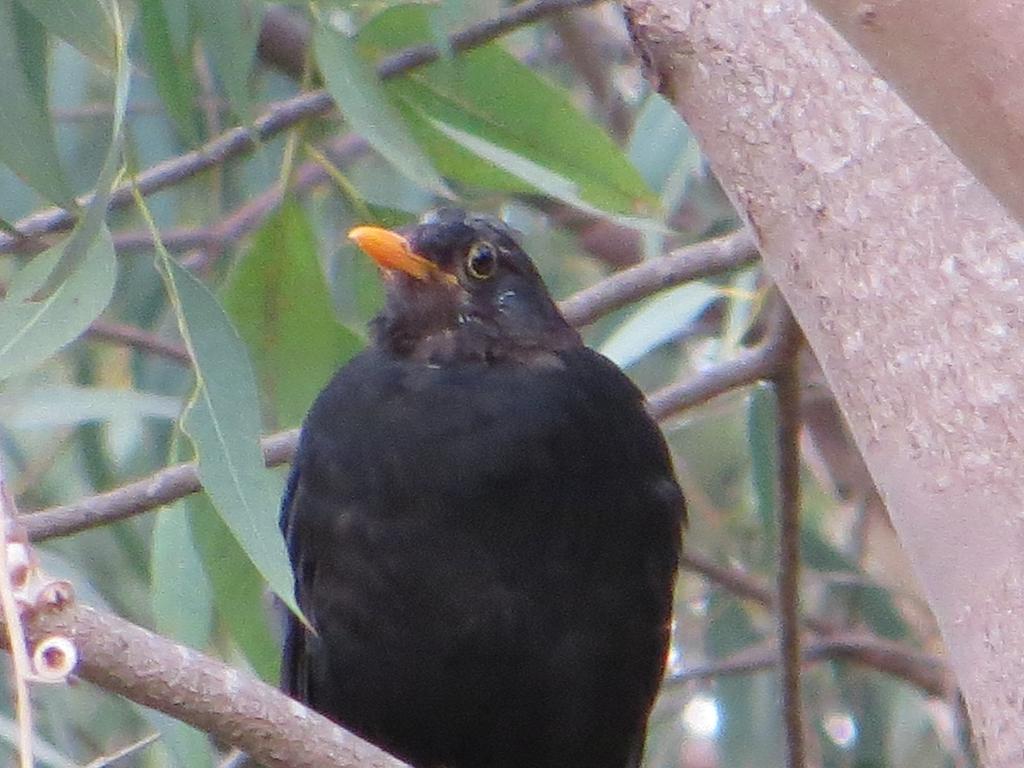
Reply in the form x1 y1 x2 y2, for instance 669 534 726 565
280 209 684 768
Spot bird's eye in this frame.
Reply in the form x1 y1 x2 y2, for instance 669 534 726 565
465 242 498 280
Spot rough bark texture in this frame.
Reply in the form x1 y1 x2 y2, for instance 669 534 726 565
622 1 1024 764
808 0 1024 230
24 604 408 768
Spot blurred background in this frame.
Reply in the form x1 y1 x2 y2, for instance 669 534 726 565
0 1 970 766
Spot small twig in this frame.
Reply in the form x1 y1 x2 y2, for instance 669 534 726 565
181 134 367 271
680 550 834 636
559 229 758 327
112 226 214 256
772 305 806 768
85 319 190 364
0 0 602 254
83 732 160 768
22 430 300 541
645 291 796 419
377 0 600 77
646 344 780 420
0 463 34 768
680 548 950 695
52 99 232 122
194 49 224 249
665 632 949 697
111 134 368 260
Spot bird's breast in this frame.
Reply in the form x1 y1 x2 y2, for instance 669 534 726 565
285 346 681 767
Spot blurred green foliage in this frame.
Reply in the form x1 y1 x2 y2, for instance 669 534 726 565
0 1 961 766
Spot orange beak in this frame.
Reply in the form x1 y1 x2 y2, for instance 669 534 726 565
348 225 445 282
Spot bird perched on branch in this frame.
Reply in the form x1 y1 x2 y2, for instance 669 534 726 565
280 208 684 768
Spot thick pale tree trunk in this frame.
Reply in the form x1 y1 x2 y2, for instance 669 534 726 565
622 1 1024 764
808 0 1024 231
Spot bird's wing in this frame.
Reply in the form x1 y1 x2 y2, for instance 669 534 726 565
279 460 331 704
280 604 307 699
278 461 306 698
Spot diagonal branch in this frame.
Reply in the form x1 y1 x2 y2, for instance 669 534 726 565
20 602 407 768
84 319 190 364
22 430 299 542
559 229 758 327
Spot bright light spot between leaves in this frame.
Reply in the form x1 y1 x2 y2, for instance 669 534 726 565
823 711 857 748
688 595 708 616
682 695 720 738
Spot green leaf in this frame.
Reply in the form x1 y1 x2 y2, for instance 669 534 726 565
0 225 116 381
628 92 700 215
152 507 214 650
0 386 181 429
598 281 721 369
0 0 73 207
12 3 48 113
828 581 910 642
140 0 201 143
15 0 113 63
392 98 533 194
159 0 191 54
359 4 657 214
146 711 214 768
190 494 281 681
190 0 264 120
747 383 778 560
801 527 856 573
34 0 130 297
314 16 451 197
154 249 300 617
224 199 363 428
428 118 663 232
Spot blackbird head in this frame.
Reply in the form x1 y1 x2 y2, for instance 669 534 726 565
349 208 580 362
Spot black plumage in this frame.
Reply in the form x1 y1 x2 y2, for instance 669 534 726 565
280 209 684 768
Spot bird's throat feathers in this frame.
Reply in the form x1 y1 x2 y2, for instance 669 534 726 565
371 272 579 364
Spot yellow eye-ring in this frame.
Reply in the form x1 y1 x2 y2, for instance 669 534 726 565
466 241 498 280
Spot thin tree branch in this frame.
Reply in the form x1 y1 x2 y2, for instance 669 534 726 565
111 226 214 256
0 0 602 254
773 306 806 768
21 430 300 542
559 228 758 327
84 320 190 364
111 134 369 259
646 298 794 420
665 632 950 698
550 11 633 139
376 0 601 78
679 550 834 636
646 343 779 420
0 89 333 252
19 603 407 768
